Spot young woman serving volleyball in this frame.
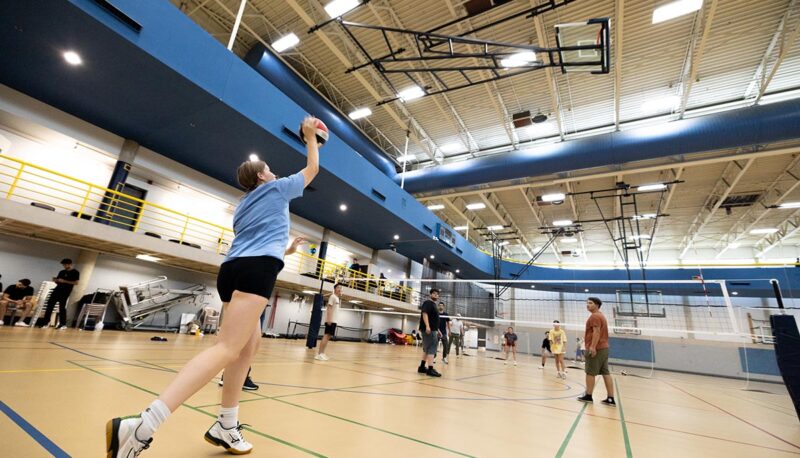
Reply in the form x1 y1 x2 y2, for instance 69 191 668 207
106 116 326 457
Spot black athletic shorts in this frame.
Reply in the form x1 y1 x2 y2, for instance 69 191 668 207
324 322 337 336
217 256 284 303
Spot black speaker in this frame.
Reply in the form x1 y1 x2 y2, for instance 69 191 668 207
770 314 800 419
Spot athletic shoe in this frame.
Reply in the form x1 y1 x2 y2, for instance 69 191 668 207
0 320 4 326
15 321 29 327
417 366 427 374
204 421 253 455
106 415 153 458
426 367 442 377
504 360 508 365
601 397 617 407
242 376 258 391
58 325 67 330
513 361 517 366
577 394 594 403
537 365 544 370
218 377 224 387
443 357 448 364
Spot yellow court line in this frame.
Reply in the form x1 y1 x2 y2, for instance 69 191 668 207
0 365 133 374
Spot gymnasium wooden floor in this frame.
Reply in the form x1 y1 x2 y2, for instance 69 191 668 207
0 328 797 457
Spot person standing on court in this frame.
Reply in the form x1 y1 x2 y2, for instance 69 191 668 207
417 288 442 377
315 282 343 361
549 320 568 379
437 301 451 364
577 297 616 406
106 116 322 457
539 331 552 369
448 313 464 358
40 258 79 329
503 326 518 366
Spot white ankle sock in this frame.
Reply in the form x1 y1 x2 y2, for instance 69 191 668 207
139 399 170 440
218 405 239 429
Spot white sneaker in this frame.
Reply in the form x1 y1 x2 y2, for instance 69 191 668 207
538 365 544 370
15 321 29 327
58 325 67 330
0 320 4 326
315 354 329 361
106 415 153 458
205 421 253 454
504 360 508 365
514 361 517 366
443 357 448 364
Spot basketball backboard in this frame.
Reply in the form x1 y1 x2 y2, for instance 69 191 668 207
555 17 611 74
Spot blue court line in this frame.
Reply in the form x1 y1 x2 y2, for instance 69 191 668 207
0 401 70 458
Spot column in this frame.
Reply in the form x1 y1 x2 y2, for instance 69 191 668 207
66 249 99 325
95 139 138 225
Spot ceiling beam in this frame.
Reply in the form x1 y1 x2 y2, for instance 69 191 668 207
521 188 561 261
284 0 440 162
744 0 799 102
677 157 755 258
755 209 800 258
613 0 624 130
715 154 800 257
478 192 535 258
677 0 719 118
752 7 800 104
442 197 487 247
647 167 684 260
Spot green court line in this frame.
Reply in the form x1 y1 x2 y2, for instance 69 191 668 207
555 403 588 458
271 397 477 458
67 361 326 457
615 380 633 458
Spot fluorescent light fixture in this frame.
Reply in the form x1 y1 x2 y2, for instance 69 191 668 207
324 0 360 18
561 237 578 243
637 183 667 192
465 203 486 210
454 226 468 231
248 153 259 162
653 0 703 24
584 288 590 292
397 154 416 163
348 107 372 120
272 33 300 52
439 143 462 153
429 254 435 259
632 234 651 240
541 193 566 203
63 51 82 66
778 201 800 209
455 269 460 273
393 234 400 240
339 204 348 211
552 219 573 227
387 269 392 273
397 86 425 102
427 204 445 210
750 228 778 235
382 307 394 311
500 51 538 68
632 213 657 220
350 300 362 304
498 241 510 246
530 285 536 288
732 291 739 296
136 254 161 262
641 95 680 114
302 290 318 295
487 225 504 231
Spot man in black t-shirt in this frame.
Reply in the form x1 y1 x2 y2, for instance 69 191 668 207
417 288 442 377
437 302 451 364
39 258 80 329
0 279 35 326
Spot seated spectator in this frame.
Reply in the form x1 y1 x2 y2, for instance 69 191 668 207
0 279 35 326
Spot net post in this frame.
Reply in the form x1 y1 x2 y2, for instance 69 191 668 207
717 280 740 335
771 279 786 312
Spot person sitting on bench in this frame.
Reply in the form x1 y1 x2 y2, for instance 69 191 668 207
0 278 35 326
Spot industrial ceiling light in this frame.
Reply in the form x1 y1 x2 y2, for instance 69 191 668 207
348 107 372 120
653 0 703 24
637 183 667 192
750 228 778 235
632 234 651 240
455 269 460 273
427 204 445 210
350 300 362 304
632 213 657 220
324 0 361 18
778 202 800 209
498 241 510 246
397 86 425 102
382 307 394 310
393 234 400 240
439 143 462 153
486 225 504 231
641 95 680 114
552 219 573 227
272 33 300 52
541 193 566 203
339 204 348 211
429 254 435 259
302 290 318 294
465 203 486 210
561 237 578 243
454 226 468 231
63 50 82 66
500 51 538 68
397 154 415 163
248 153 259 162
136 254 161 262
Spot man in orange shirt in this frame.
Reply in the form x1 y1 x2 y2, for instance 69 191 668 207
577 297 615 406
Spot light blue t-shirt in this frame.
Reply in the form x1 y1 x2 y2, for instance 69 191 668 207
224 172 305 262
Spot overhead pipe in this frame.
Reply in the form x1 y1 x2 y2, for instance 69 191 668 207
245 44 398 178
398 99 800 193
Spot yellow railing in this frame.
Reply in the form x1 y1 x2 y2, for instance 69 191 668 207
0 154 234 253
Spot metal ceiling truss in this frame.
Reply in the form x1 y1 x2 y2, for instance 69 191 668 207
745 0 800 104
677 157 756 259
715 154 800 257
521 188 562 261
478 192 535 258
755 210 800 257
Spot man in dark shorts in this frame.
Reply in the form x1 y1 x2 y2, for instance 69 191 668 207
539 331 551 369
417 289 442 377
0 279 35 326
316 282 343 361
577 297 616 406
40 258 80 329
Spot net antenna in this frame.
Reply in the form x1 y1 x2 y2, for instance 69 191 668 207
308 3 610 105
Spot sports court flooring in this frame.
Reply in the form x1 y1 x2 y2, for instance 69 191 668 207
0 329 797 457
